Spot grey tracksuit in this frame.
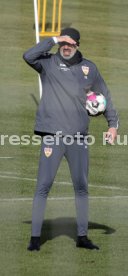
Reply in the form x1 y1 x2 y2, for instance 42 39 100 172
23 38 118 237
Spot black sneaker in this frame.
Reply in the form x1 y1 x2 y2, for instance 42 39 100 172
76 235 99 250
27 237 40 251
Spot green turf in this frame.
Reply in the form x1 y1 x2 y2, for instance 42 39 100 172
0 0 128 275
0 199 128 276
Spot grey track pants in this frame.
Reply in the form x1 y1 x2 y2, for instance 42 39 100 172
31 137 89 237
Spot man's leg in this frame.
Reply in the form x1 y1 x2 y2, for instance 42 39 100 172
65 140 89 236
65 140 99 250
28 137 65 250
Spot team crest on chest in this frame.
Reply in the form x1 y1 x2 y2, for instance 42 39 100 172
82 66 89 76
44 147 53 157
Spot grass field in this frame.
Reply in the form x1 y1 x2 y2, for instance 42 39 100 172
0 0 128 275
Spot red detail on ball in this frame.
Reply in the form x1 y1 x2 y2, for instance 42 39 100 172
87 92 96 101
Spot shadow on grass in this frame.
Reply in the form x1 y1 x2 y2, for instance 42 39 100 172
23 217 115 245
30 93 39 106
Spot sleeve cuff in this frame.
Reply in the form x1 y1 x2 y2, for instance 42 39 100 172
53 37 58 44
108 122 119 130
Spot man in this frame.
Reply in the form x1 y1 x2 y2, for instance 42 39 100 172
23 28 118 251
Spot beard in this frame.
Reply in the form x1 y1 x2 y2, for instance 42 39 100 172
59 48 77 60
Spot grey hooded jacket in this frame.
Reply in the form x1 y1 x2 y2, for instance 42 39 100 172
23 38 118 136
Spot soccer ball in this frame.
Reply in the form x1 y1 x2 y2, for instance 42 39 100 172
86 91 107 116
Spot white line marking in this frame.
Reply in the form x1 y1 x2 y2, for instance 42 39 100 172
0 175 36 181
54 181 128 191
0 196 128 202
89 184 128 191
0 171 21 175
0 174 127 192
0 157 13 159
0 197 32 202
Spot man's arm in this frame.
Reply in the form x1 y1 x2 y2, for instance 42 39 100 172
23 38 56 73
23 35 76 73
91 68 119 144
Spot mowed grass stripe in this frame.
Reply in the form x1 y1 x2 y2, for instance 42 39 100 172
0 174 128 191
